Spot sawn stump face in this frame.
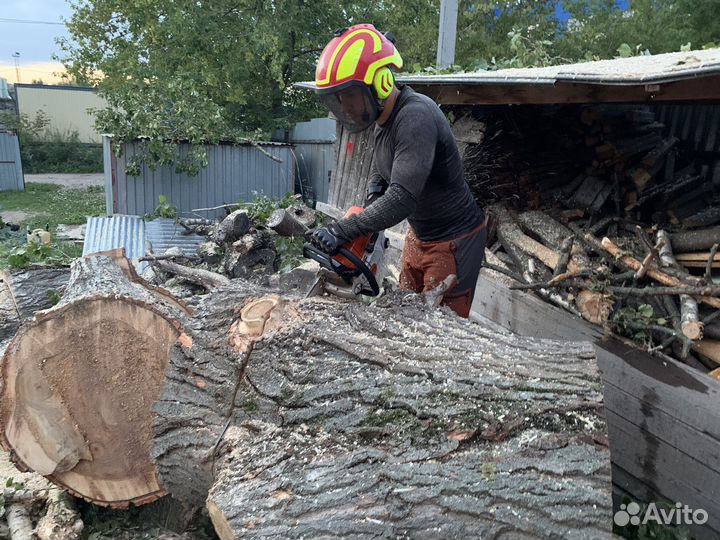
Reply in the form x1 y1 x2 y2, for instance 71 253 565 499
2 296 177 506
1 253 193 507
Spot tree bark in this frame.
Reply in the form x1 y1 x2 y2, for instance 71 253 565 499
2 254 613 538
152 286 612 539
267 207 313 237
6 503 33 540
35 487 84 540
0 250 192 507
670 227 720 253
0 266 70 342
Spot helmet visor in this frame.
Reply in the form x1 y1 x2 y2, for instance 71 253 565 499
319 84 379 133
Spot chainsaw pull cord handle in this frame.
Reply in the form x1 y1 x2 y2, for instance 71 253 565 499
336 246 380 297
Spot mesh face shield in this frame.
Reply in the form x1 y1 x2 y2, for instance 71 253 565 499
319 84 380 133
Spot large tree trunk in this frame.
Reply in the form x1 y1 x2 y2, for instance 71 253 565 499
0 266 70 342
0 250 191 507
153 286 613 539
2 253 613 538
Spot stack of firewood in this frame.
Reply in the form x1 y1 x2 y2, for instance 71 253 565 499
141 199 317 294
456 104 720 375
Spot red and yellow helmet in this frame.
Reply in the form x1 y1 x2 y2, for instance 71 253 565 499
314 24 403 100
304 24 403 132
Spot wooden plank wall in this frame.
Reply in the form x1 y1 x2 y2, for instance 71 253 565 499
329 123 377 211
596 338 720 540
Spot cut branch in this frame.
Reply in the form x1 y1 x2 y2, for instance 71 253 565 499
601 237 720 310
657 230 703 341
152 259 230 289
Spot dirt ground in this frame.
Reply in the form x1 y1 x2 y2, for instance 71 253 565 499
24 174 104 188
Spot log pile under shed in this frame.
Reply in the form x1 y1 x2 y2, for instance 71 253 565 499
453 104 720 375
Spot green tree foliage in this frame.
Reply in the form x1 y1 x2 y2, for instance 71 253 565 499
59 0 719 172
60 0 376 172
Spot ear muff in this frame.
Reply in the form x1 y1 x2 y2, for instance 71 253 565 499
372 67 395 100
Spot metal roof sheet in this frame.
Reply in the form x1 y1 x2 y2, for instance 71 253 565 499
83 215 146 260
398 48 720 87
83 215 205 273
145 218 204 258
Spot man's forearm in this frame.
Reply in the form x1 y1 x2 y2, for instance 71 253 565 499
335 183 416 239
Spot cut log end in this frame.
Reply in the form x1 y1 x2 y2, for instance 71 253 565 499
0 254 191 507
207 500 234 540
681 321 704 341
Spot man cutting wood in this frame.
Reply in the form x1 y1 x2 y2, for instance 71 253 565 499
300 24 486 318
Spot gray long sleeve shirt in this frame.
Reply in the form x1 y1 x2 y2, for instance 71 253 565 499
338 85 483 242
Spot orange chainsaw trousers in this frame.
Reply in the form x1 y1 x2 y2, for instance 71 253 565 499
399 220 486 318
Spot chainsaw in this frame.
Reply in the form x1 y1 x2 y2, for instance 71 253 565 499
303 206 388 299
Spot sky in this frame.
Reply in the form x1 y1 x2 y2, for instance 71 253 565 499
0 0 73 83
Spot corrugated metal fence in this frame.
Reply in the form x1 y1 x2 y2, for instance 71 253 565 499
105 138 295 217
285 118 336 204
0 132 24 191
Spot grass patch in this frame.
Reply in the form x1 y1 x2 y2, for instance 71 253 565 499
0 183 106 268
0 183 106 230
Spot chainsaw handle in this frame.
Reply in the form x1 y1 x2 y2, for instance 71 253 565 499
303 243 341 272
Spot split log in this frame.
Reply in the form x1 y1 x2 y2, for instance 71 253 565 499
693 340 720 364
704 323 720 341
518 210 590 271
567 176 613 214
0 266 70 342
152 286 612 539
683 207 720 229
496 209 579 274
0 250 192 507
152 259 231 289
674 251 720 270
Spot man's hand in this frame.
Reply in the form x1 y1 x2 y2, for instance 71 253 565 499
309 223 351 254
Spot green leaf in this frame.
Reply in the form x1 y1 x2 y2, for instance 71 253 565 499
616 43 633 57
638 304 654 319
